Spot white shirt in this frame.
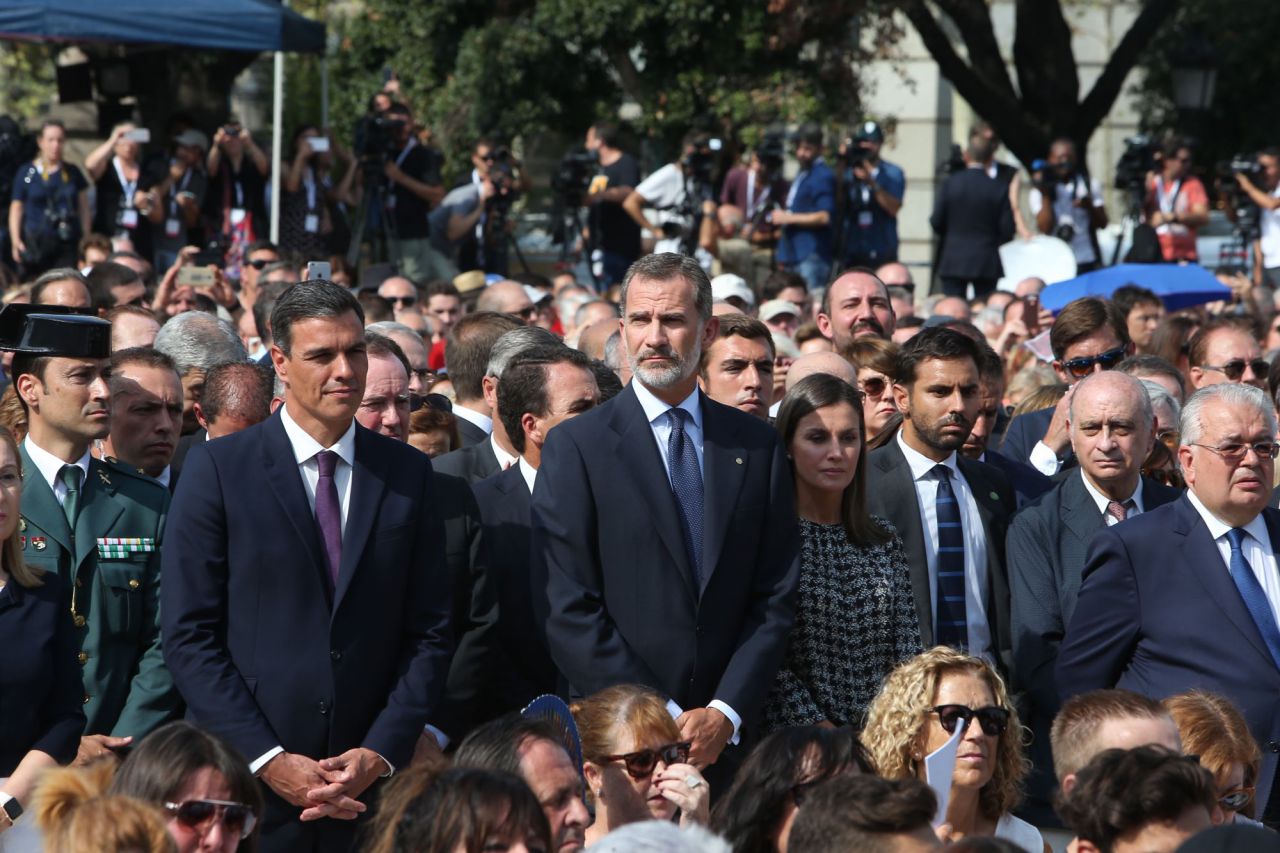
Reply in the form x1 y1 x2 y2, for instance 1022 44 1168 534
517 455 538 494
1079 472 1146 526
492 435 518 471
1187 490 1280 634
633 163 714 271
895 430 993 660
1261 183 1280 269
628 379 741 743
24 438 90 505
452 404 492 437
155 466 172 490
1028 176 1104 264
1029 439 1064 477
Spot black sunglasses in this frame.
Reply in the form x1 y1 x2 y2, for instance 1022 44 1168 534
1219 787 1254 811
246 258 273 270
599 741 691 779
931 704 1011 737
1199 359 1269 382
388 294 417 307
514 305 537 319
859 376 888 397
164 799 257 840
1060 346 1127 379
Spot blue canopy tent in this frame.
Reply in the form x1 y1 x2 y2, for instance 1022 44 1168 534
1040 263 1232 313
0 0 326 241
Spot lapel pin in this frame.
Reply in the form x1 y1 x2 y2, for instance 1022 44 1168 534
33 537 46 551
98 469 112 486
735 457 743 465
989 491 999 501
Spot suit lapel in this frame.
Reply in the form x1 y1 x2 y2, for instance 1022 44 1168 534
1060 472 1105 546
75 460 125 568
474 439 501 479
874 442 933 645
610 386 697 600
260 414 330 598
700 396 746 592
19 445 72 553
333 428 388 611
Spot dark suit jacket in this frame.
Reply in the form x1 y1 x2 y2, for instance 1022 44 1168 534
1008 472 1180 822
531 384 801 732
865 438 1016 675
454 413 489 449
432 439 501 485
982 450 1052 509
930 167 1014 280
167 428 206 491
161 411 453 853
1057 495 1280 811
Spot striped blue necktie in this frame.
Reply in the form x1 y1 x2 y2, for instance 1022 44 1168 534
934 464 967 648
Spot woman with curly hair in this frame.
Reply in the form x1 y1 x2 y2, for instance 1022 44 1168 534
862 647 1045 853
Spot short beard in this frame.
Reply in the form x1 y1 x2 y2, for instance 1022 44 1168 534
913 412 971 454
629 341 700 390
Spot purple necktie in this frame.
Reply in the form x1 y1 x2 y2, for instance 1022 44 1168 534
314 450 342 587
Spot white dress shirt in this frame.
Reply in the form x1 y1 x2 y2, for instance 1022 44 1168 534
1187 490 1280 634
517 454 537 494
628 380 740 743
896 430 993 660
1029 440 1064 477
24 438 90 505
1080 472 1145 526
492 435 518 471
452 404 492 437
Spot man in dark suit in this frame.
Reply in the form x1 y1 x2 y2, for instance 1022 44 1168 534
532 253 800 772
865 327 1016 672
459 345 600 724
962 343 1050 508
1058 382 1280 821
441 311 523 448
929 137 1013 299
1008 370 1181 823
161 281 453 852
998 297 1131 472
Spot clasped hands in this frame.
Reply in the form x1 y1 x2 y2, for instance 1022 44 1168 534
261 748 386 822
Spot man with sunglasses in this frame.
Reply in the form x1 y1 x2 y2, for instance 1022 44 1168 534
1059 382 1280 827
239 240 280 310
1187 320 1269 393
998 296 1131 476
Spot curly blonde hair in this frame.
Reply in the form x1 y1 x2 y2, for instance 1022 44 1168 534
862 646 1028 819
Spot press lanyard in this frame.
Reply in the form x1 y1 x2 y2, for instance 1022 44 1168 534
112 157 137 208
303 168 317 212
746 171 771 220
169 168 191 214
1156 177 1181 215
395 139 416 170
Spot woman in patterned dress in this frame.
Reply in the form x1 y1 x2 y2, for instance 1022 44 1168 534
763 373 921 734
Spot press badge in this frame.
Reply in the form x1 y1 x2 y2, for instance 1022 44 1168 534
858 211 873 228
230 208 247 226
165 218 181 237
304 213 320 233
120 209 138 229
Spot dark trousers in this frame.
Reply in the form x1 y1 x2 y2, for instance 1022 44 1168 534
941 276 998 299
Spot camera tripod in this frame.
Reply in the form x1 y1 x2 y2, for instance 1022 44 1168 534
345 165 397 272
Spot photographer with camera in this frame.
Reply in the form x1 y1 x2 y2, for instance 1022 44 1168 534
8 120 90 278
85 122 153 262
622 130 719 271
430 139 522 276
716 138 789 288
141 127 209 272
839 120 905 269
1232 148 1280 287
1029 138 1107 272
584 122 641 287
379 102 450 282
773 124 836 290
1142 136 1209 263
206 120 269 280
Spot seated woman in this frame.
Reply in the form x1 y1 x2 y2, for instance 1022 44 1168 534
863 647 1046 853
711 725 872 853
1164 690 1263 827
365 765 550 853
109 722 262 853
573 684 710 846
34 762 175 853
0 426 83 842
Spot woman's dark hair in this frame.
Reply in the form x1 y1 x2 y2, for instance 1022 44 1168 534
110 721 263 852
776 373 888 547
710 725 872 853
1150 313 1199 370
270 279 364 356
365 766 550 853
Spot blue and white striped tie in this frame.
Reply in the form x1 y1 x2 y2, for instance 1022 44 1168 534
933 464 967 649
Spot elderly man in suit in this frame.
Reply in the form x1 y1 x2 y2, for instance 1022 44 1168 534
1008 370 1181 824
1058 382 1280 822
161 281 453 852
532 253 800 774
865 326 1016 671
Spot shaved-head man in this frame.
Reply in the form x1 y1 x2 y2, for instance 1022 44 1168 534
476 280 536 324
816 269 895 349
784 351 857 390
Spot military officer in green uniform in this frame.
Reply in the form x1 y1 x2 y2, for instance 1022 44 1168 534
1 303 177 765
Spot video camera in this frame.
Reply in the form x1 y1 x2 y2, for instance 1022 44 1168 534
551 148 597 202
1114 135 1157 193
756 133 785 175
353 111 406 171
681 135 722 194
1216 154 1265 241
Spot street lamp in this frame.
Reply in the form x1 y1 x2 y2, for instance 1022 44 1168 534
1169 31 1218 113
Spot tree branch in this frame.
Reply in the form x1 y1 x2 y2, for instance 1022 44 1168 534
931 0 1018 99
1012 0 1078 130
1077 0 1180 135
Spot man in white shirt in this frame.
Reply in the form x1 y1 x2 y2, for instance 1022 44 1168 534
1236 148 1280 288
623 133 719 271
1059 381 1280 823
1029 138 1108 272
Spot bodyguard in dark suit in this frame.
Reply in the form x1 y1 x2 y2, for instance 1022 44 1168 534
865 327 1016 672
532 253 800 771
964 343 1051 509
1008 371 1180 823
1058 383 1280 821
1 304 177 765
929 140 1013 298
442 311 523 449
162 281 453 853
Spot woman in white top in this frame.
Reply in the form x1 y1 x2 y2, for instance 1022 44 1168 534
863 647 1049 853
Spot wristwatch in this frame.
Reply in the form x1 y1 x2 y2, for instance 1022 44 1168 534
0 793 22 826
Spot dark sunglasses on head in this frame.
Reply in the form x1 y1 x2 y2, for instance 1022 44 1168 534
859 376 888 397
1199 359 1269 382
1060 346 1127 379
1219 787 1254 811
599 741 691 779
164 799 257 840
931 704 1011 737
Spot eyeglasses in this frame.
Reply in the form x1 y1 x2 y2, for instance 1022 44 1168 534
930 704 1012 737
1199 359 1269 382
598 741 691 779
1060 346 1127 379
164 799 257 840
246 258 274 270
1190 442 1280 463
859 376 889 397
514 305 538 319
387 294 417 308
1219 787 1254 811
1157 429 1180 450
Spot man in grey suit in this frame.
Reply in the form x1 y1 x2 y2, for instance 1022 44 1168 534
1008 370 1181 824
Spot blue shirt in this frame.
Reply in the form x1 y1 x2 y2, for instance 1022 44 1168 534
843 159 904 263
11 160 87 240
777 158 835 265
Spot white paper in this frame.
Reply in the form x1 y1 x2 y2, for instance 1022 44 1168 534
924 717 966 828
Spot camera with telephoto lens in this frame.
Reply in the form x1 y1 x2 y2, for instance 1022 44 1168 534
1114 135 1157 193
1216 154 1265 240
353 111 405 169
757 133 785 174
552 148 597 201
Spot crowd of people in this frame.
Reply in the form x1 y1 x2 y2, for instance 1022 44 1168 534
5 98 1280 853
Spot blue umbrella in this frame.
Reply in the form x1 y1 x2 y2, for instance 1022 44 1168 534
1040 263 1232 313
